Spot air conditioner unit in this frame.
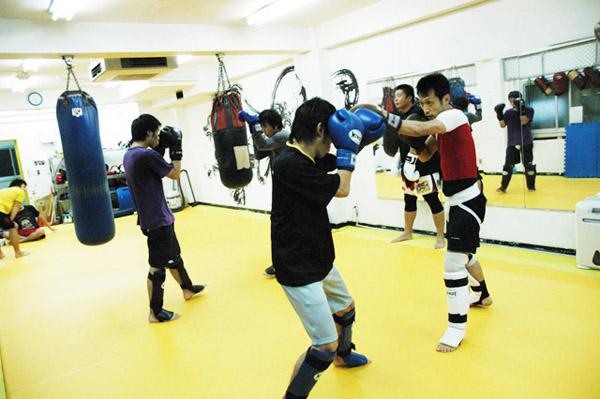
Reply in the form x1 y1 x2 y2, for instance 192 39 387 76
89 57 177 82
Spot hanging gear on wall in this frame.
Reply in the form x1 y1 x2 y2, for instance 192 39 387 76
381 86 395 113
210 54 253 189
448 77 467 105
552 72 569 96
568 69 587 90
55 56 115 245
534 76 553 96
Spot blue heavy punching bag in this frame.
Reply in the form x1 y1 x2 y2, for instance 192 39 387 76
55 59 115 245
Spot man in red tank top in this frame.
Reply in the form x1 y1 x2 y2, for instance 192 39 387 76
357 73 493 353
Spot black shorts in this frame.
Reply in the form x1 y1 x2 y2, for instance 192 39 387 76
143 223 181 268
0 212 15 230
446 194 486 254
505 144 533 166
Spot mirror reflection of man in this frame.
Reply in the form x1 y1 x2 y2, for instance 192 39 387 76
494 91 536 193
386 85 445 249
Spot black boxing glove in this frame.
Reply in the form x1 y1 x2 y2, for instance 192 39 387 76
160 125 183 161
494 103 505 121
153 141 167 157
515 98 527 116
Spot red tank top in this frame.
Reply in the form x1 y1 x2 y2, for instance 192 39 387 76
436 109 478 181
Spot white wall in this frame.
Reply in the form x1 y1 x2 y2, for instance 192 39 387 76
0 102 139 202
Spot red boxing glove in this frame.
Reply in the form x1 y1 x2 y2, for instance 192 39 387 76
567 70 587 90
534 76 553 96
552 72 568 96
584 67 600 88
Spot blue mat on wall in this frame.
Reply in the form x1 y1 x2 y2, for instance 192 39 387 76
564 122 600 178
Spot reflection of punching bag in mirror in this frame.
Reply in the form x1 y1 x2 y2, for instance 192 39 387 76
56 56 115 245
331 69 359 109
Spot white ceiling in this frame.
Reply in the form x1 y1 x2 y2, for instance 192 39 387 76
0 0 380 26
0 0 380 107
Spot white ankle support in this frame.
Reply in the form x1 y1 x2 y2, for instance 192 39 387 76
439 326 465 349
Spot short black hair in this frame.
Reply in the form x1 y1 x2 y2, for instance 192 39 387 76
290 97 336 143
508 90 522 100
131 114 161 142
416 73 450 101
394 84 415 102
453 96 469 111
9 179 27 187
259 109 283 130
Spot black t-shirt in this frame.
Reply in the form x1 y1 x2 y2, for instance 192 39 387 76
271 146 340 287
14 205 40 230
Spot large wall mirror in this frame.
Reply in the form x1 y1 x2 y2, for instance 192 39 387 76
507 39 600 210
369 38 600 213
368 64 527 210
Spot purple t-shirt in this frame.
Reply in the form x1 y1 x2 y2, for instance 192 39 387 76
504 107 534 147
123 147 174 231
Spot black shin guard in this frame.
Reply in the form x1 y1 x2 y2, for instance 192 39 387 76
501 164 513 190
148 269 166 316
168 257 203 293
333 308 356 358
525 163 536 190
472 280 490 305
285 347 335 399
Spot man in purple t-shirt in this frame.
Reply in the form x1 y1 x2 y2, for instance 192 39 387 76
494 91 536 193
123 114 205 323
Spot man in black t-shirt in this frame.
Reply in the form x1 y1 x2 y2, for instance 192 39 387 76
385 85 445 248
273 98 379 398
494 91 536 192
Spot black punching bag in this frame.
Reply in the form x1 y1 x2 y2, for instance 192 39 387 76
210 55 252 189
56 91 115 245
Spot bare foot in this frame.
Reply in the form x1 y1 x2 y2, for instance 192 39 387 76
496 187 506 193
15 251 29 258
472 296 493 307
436 343 459 353
391 231 413 243
434 236 445 249
148 310 180 323
183 285 206 301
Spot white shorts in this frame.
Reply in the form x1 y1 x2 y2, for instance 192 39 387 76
282 266 353 346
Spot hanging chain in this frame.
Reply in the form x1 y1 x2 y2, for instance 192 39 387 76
62 56 82 92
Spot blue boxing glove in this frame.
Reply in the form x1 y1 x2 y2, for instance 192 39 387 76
238 110 262 135
467 94 482 112
353 108 386 150
328 109 364 171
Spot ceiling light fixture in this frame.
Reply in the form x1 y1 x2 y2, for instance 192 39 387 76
246 0 318 26
11 72 31 93
176 55 194 65
48 0 79 21
22 59 45 72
